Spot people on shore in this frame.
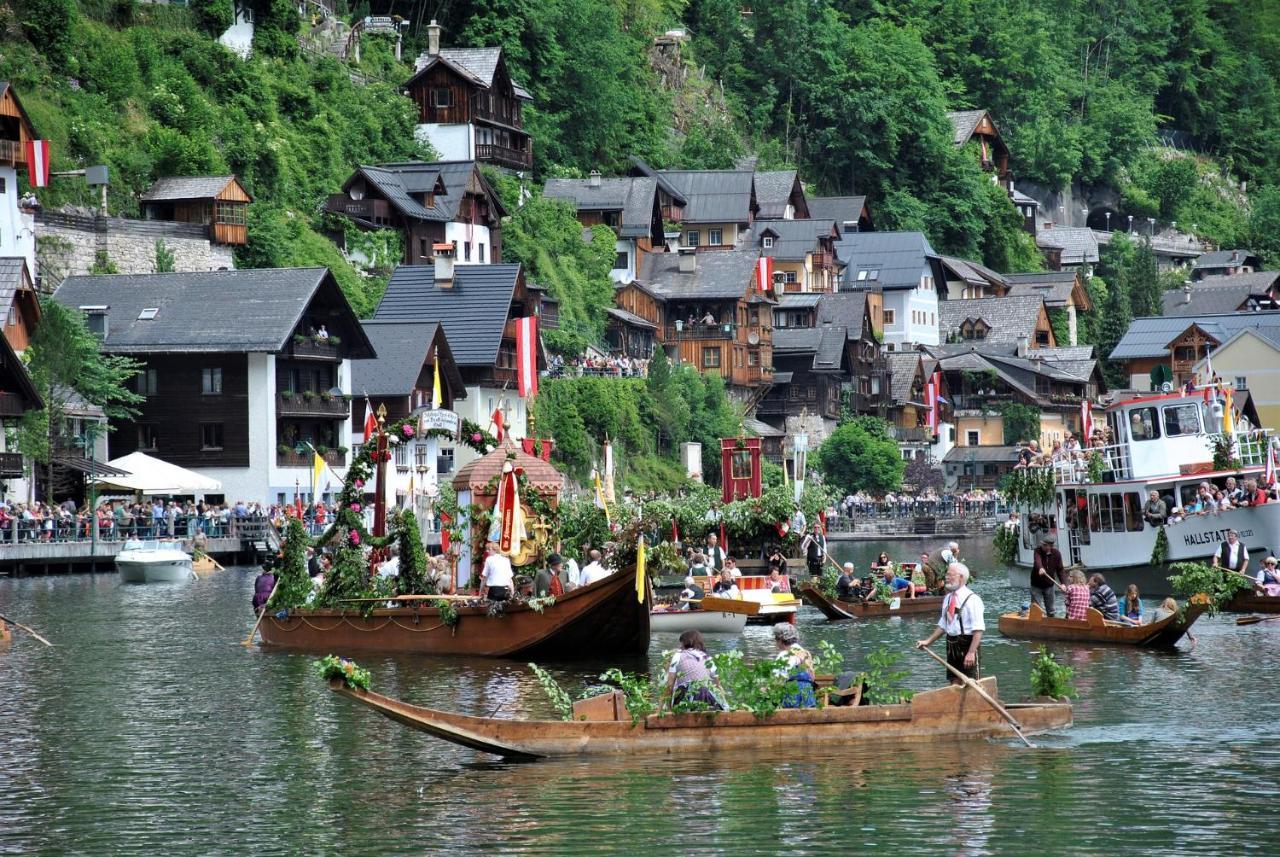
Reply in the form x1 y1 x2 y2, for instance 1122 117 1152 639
916 562 984 684
772 623 817 708
663 630 725 711
1088 573 1120 621
1031 537 1064 616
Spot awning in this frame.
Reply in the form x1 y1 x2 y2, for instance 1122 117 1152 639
52 455 131 478
91 451 222 494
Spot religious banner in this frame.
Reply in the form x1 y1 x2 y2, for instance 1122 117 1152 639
516 316 539 398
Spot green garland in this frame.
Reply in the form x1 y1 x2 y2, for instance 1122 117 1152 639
993 525 1019 565
1030 646 1076 699
316 655 372 691
1167 561 1252 615
1000 467 1057 507
268 517 312 610
1149 526 1169 567
1087 451 1105 484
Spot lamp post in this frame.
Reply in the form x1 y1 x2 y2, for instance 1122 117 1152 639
75 422 103 569
1147 217 1156 238
967 450 976 491
1104 211 1111 231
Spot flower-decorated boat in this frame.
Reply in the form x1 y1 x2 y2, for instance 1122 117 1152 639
326 676 1073 759
799 582 944 621
997 600 1205 647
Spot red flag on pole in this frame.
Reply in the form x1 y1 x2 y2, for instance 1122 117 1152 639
755 256 774 293
515 316 538 398
440 510 452 552
362 399 377 445
719 522 728 555
1266 443 1276 488
1080 399 1094 440
25 140 50 188
490 407 506 443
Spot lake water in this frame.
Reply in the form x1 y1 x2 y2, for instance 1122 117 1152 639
2 539 1278 855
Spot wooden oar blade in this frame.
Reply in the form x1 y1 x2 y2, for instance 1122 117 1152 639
0 614 53 647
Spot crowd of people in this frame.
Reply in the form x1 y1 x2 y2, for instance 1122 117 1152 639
546 354 649 379
0 498 269 543
1140 477 1276 528
830 490 1006 520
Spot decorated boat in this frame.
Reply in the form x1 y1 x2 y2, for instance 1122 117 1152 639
799 582 943 621
997 600 1206 647
327 677 1073 759
1223 591 1280 614
1004 387 1280 593
256 411 650 659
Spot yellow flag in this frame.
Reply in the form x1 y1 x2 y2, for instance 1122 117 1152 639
432 358 443 409
1223 388 1235 435
312 452 325 492
636 535 646 603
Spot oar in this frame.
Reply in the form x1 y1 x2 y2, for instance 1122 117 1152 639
242 582 279 647
917 645 1035 748
1235 614 1280 626
0 613 53 647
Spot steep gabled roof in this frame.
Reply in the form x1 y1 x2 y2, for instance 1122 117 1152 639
0 257 38 328
806 196 868 229
349 160 506 224
543 176 658 239
636 248 761 300
628 157 688 205
1036 228 1099 265
52 268 373 357
372 263 522 366
409 47 532 100
354 321 466 399
885 351 924 405
815 291 871 341
1193 249 1261 271
753 170 806 219
140 175 251 202
1110 311 1280 360
656 170 755 224
836 231 944 291
754 218 837 261
938 295 1048 347
1004 271 1086 309
946 110 988 145
940 256 1009 291
773 326 848 372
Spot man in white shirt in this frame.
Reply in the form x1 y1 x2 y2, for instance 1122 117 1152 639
916 562 984 684
1211 529 1249 574
578 549 609 586
704 533 726 571
479 541 514 601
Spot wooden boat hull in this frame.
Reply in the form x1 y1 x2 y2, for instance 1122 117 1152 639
799 583 943 621
997 602 1206 647
329 677 1073 758
259 568 650 659
650 610 748 634
192 555 220 575
1223 592 1280 614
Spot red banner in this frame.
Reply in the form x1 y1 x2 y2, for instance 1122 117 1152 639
756 256 773 293
25 140 50 188
516 316 538 398
498 468 520 554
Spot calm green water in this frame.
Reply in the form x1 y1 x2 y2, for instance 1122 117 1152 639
2 539 1278 855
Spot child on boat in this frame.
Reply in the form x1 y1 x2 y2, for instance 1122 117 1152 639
1120 584 1142 625
663 630 726 712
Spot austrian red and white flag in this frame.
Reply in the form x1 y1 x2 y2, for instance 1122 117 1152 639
25 140 50 188
925 374 938 433
1080 399 1094 440
362 399 377 445
755 256 774 293
515 315 538 398
1265 442 1277 487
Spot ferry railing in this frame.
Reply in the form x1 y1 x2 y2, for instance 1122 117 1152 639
1234 431 1273 468
1038 443 1134 486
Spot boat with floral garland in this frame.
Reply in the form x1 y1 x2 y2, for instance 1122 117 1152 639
326 676 1073 758
257 410 650 659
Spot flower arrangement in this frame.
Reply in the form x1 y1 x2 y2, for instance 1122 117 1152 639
402 424 415 438
349 530 361 546
471 432 483 444
350 503 361 513
316 655 371 691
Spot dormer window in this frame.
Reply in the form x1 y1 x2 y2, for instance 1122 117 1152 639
762 236 774 248
80 305 108 337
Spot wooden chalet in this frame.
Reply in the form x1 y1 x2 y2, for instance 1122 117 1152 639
543 172 677 283
0 82 35 171
815 291 883 415
939 294 1056 350
1162 272 1280 317
755 219 842 293
1191 249 1261 282
629 158 688 222
1004 271 1093 346
806 196 873 234
753 171 809 220
657 170 758 249
325 161 505 266
632 248 774 392
939 256 1010 300
0 257 40 352
947 109 1009 181
406 22 533 170
139 176 251 245
607 279 661 358
0 305 41 482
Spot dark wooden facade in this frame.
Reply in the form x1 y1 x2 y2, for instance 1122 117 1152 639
406 60 533 170
0 84 36 169
141 177 252 245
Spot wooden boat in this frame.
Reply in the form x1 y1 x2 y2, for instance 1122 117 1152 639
259 567 650 658
799 582 943 621
328 676 1073 759
192 554 222 575
693 575 800 624
650 596 754 634
1223 591 1280 614
997 601 1206 647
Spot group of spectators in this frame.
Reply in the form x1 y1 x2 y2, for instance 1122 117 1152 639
546 354 649 379
1141 477 1276 527
829 489 1006 519
0 498 266 544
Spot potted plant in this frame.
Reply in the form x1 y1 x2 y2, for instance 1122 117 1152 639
302 390 317 400
277 443 292 455
279 389 295 399
329 335 342 346
293 333 308 345
316 444 330 456
336 445 349 456
320 390 334 402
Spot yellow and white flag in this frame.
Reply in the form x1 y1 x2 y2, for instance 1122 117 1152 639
635 534 646 603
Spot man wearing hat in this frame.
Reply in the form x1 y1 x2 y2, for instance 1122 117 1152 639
533 553 565 598
1031 536 1064 617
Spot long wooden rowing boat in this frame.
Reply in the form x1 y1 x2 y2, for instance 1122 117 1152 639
328 676 1072 758
650 609 748 634
997 601 1206 647
1223 591 1280 614
259 567 650 658
799 582 943 621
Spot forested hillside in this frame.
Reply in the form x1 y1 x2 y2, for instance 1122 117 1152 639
5 0 1280 304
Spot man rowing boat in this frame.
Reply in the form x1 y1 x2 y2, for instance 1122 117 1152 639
915 562 984 685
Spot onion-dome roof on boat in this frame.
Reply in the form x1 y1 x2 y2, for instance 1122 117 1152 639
451 438 564 495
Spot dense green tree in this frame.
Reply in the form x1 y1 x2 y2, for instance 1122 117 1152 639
1247 186 1280 268
190 0 235 36
816 418 904 496
1000 403 1042 446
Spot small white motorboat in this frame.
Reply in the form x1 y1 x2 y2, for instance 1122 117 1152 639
116 539 195 583
649 608 748 634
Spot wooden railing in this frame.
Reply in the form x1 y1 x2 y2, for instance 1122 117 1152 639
665 323 736 341
475 143 533 170
277 449 347 468
288 339 341 360
277 392 350 417
0 139 21 165
323 195 392 223
0 452 22 477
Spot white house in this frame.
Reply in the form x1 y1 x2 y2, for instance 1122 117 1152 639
52 268 375 504
837 231 945 350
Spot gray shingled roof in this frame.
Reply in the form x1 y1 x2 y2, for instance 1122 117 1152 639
1010 188 1040 207
52 268 374 357
1110 311 1280 359
816 291 869 339
636 249 760 300
938 295 1047 347
773 326 847 372
807 196 867 228
885 352 922 405
542 176 657 239
942 445 1018 464
657 170 755 224
836 231 942 291
0 258 31 323
754 170 800 219
412 47 532 100
351 160 504 225
1004 271 1080 308
946 110 988 145
372 263 522 366
754 219 834 261
777 293 822 308
1161 281 1280 317
940 256 1009 290
140 176 244 202
354 321 465 399
606 306 657 330
1193 249 1259 271
744 416 784 438
1036 228 1099 265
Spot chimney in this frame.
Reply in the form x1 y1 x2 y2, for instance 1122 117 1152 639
588 170 602 188
677 246 697 273
1183 281 1192 304
1016 334 1029 358
426 19 442 56
434 242 456 287
1232 250 1240 263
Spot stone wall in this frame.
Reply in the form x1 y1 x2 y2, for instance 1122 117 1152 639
35 211 236 289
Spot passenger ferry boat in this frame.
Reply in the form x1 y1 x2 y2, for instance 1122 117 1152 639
1008 388 1280 592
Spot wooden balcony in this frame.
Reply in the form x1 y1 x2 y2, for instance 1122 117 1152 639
0 392 27 417
277 392 350 418
0 452 23 477
665 323 737 341
475 143 533 170
323 195 393 224
288 338 341 361
0 139 22 166
277 449 347 468
744 365 773 385
472 99 525 129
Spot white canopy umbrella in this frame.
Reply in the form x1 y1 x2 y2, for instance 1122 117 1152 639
91 451 222 495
